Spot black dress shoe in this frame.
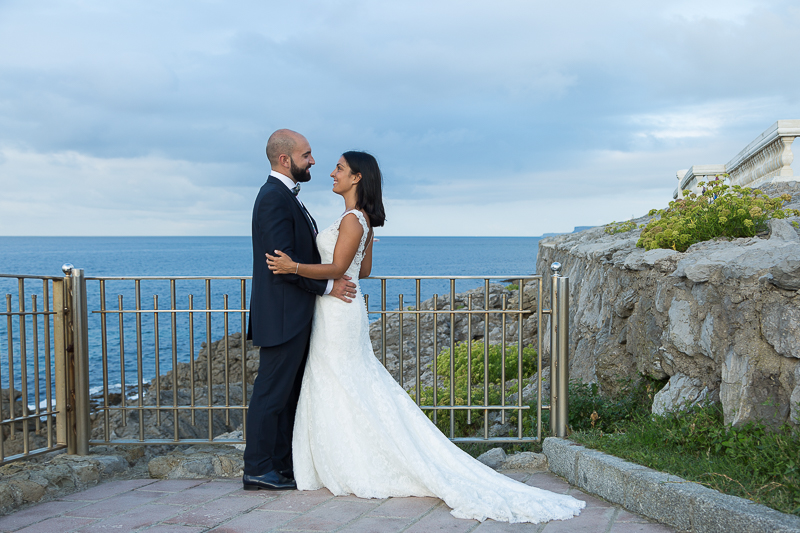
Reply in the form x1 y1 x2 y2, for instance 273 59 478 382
243 470 297 491
279 469 294 480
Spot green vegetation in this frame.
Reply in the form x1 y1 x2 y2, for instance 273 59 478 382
506 283 519 291
565 381 800 516
604 220 638 235
637 176 800 252
411 340 537 436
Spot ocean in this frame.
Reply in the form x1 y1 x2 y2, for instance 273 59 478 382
0 236 541 398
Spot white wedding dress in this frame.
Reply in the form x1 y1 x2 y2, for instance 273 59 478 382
292 210 585 523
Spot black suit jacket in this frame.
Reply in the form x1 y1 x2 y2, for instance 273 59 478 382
248 176 327 347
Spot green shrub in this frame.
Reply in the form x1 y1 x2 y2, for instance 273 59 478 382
604 220 638 235
637 176 800 252
411 340 537 436
506 283 519 291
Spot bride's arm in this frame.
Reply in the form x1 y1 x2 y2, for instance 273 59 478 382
359 228 373 279
267 213 364 280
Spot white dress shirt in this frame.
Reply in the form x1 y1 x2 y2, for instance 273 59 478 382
269 170 334 295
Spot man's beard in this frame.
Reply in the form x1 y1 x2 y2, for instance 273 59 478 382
290 158 312 183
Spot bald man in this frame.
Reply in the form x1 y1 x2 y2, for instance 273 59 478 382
244 129 356 491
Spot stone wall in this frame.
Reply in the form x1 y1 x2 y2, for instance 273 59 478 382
536 182 800 427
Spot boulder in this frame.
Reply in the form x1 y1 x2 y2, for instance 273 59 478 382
476 447 507 469
147 445 243 479
501 452 547 471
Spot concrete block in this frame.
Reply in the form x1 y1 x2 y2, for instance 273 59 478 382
689 486 800 533
575 449 648 504
542 437 584 485
624 469 694 532
544 437 800 533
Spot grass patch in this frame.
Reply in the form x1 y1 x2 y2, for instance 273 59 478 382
567 383 800 516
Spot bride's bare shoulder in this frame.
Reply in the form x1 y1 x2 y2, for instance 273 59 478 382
339 211 366 236
341 210 370 228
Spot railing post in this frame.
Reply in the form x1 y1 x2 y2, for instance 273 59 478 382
61 264 91 455
53 276 69 449
71 267 91 454
549 262 569 437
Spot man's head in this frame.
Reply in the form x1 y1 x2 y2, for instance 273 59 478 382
266 129 314 183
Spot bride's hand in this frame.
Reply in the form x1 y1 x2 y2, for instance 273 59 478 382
266 250 297 275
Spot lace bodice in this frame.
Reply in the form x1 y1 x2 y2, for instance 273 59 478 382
316 210 370 280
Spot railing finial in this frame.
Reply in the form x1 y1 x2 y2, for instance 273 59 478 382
62 263 74 276
550 262 562 274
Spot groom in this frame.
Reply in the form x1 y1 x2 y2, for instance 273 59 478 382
243 129 357 491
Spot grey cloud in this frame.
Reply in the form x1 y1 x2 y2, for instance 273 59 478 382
0 0 799 235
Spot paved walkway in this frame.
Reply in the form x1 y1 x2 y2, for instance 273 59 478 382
0 471 676 532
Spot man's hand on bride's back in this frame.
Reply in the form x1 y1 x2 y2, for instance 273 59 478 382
330 276 357 303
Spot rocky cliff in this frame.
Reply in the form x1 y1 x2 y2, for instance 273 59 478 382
536 182 800 428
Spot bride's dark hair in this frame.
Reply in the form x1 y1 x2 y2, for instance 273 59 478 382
342 151 386 228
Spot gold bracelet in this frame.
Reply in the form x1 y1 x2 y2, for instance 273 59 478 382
295 263 299 274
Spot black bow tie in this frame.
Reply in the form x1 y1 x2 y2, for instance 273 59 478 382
291 183 300 196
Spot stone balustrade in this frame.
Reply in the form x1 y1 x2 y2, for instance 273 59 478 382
674 119 799 199
674 164 726 199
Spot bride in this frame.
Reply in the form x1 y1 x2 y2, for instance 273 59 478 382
265 151 584 523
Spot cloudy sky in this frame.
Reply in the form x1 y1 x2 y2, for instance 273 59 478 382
1 0 798 236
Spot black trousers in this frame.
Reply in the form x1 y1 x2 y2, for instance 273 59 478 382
243 321 312 475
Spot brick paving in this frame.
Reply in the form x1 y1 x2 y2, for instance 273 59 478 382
0 471 677 532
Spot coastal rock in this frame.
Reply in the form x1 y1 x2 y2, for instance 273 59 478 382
651 373 714 415
153 331 260 391
768 252 800 291
0 452 132 515
91 384 250 442
476 447 507 469
147 445 243 479
791 364 800 424
768 218 800 242
537 183 800 427
214 429 245 451
501 452 547 471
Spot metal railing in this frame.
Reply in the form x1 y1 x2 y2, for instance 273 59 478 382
0 274 66 463
1 264 570 464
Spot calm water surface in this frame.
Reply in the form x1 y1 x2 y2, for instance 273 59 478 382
0 236 540 396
